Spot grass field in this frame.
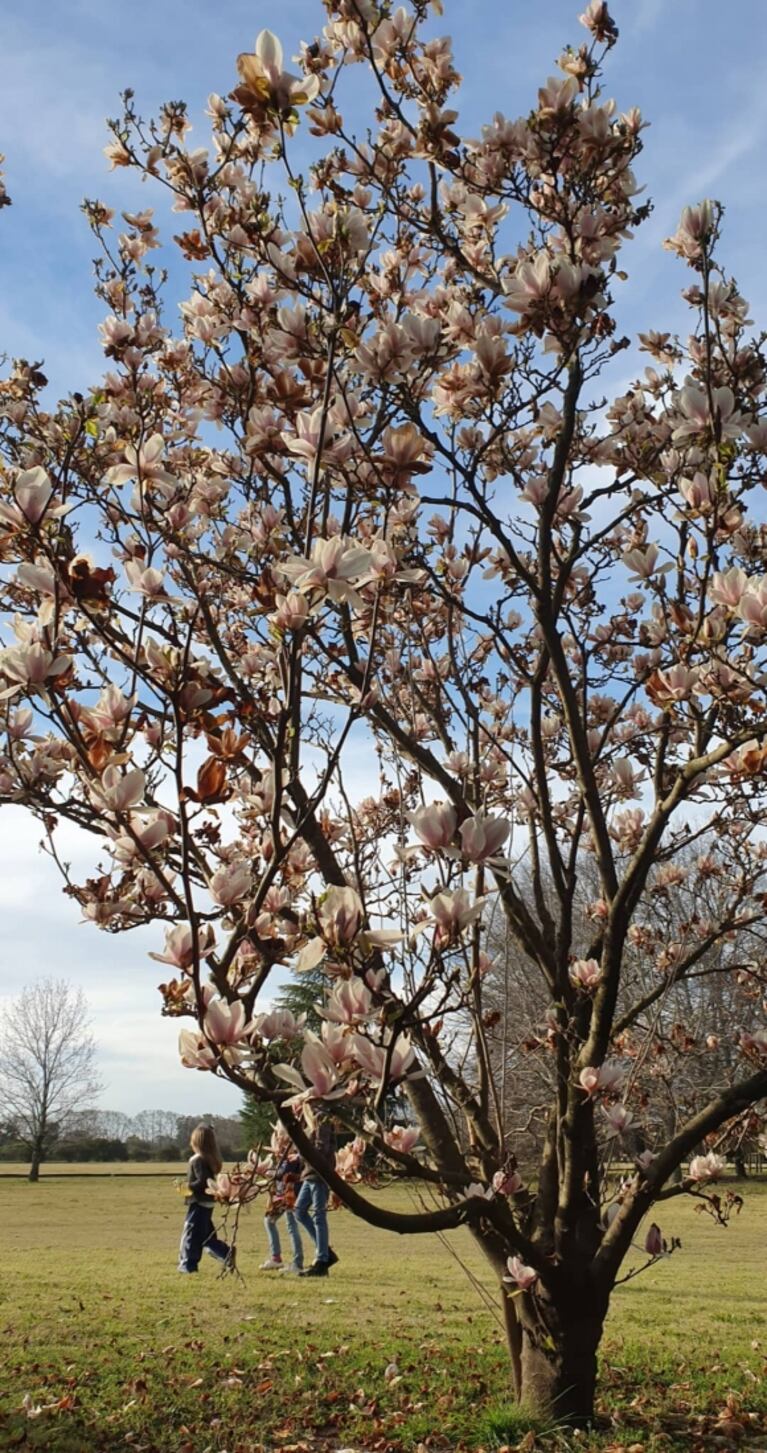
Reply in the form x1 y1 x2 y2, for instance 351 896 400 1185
1 1171 766 1453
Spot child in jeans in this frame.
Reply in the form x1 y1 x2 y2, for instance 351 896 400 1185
295 1115 339 1278
178 1124 234 1274
260 1137 303 1274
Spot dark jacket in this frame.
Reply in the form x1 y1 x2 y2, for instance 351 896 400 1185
186 1152 215 1207
301 1120 337 1182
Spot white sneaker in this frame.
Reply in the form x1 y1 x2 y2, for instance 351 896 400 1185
280 1261 303 1275
259 1257 284 1270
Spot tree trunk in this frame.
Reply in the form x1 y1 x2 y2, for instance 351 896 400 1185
28 1139 43 1182
517 1292 605 1428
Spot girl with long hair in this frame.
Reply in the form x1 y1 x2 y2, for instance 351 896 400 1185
177 1124 235 1274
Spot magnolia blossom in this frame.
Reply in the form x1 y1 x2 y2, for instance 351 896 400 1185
0 641 70 699
210 860 251 907
254 1008 305 1041
384 1125 420 1155
279 537 372 607
318 885 363 946
644 1222 664 1257
283 405 352 473
664 200 715 262
93 765 146 813
459 811 510 863
672 383 742 442
203 997 251 1045
427 888 487 942
710 567 747 610
688 1151 726 1183
578 1061 625 1097
321 976 373 1024
149 922 216 971
271 591 310 632
0 466 70 529
408 801 457 850
335 1137 367 1180
179 1028 217 1070
740 1028 767 1057
235 29 320 113
603 1103 634 1136
569 958 602 991
622 543 666 581
504 1256 538 1291
350 1030 414 1084
105 434 177 491
492 1168 524 1196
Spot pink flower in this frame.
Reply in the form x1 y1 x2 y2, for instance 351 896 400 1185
384 1125 420 1154
254 1008 305 1041
673 383 742 442
105 434 177 491
428 888 487 940
149 922 216 971
579 1061 625 1097
203 998 250 1045
350 1030 414 1083
282 405 351 473
569 958 602 991
644 1222 664 1257
622 543 666 581
94 765 146 812
271 591 310 632
124 561 166 599
408 801 457 850
679 471 714 515
603 1103 634 1136
459 811 510 863
710 567 748 610
179 1028 217 1070
318 885 363 947
688 1151 726 1183
504 1256 538 1291
322 977 373 1025
740 1028 767 1056
0 642 70 699
492 1168 523 1196
235 29 320 113
280 537 373 607
664 200 715 262
503 250 550 315
210 860 251 907
300 1036 340 1097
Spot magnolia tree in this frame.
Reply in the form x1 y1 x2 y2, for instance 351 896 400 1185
3 0 767 1425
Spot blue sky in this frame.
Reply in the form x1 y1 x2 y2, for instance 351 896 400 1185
1 0 767 1117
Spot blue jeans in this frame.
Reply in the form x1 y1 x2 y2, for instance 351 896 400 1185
178 1202 229 1271
294 1179 329 1263
265 1207 303 1266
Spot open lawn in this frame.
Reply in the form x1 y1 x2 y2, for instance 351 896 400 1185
1 1172 766 1453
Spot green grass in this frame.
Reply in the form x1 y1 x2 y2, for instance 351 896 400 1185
1 1173 766 1452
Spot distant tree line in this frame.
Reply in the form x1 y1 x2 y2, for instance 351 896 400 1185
0 1108 249 1163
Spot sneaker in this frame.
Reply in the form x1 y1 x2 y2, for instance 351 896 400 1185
280 1261 304 1275
259 1256 283 1270
299 1261 329 1278
177 1266 198 1274
326 1248 339 1268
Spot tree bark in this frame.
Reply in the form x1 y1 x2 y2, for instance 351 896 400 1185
28 1148 41 1182
517 1288 606 1428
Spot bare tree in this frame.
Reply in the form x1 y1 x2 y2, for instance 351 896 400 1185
0 979 103 1180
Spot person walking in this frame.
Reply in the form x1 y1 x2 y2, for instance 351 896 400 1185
178 1124 235 1275
294 1115 339 1278
260 1137 304 1274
